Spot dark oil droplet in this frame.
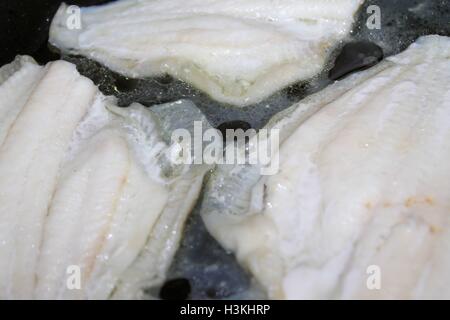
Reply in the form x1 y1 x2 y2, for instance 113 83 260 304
114 75 139 92
329 41 383 81
159 278 191 300
217 120 252 142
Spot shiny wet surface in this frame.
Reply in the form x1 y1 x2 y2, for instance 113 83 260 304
0 0 449 299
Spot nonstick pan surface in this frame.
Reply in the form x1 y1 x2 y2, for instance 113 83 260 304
1 0 449 300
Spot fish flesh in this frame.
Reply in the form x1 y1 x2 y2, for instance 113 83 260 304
201 35 450 299
49 0 363 106
0 56 212 299
0 57 98 299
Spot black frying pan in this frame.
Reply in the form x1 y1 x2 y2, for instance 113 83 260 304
1 0 449 300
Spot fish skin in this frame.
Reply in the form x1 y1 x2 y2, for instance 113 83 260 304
49 0 363 106
201 35 450 299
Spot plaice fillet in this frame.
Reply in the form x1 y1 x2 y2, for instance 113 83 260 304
0 58 97 298
201 35 450 299
0 56 212 299
49 0 363 106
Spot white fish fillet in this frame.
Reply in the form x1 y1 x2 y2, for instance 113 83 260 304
49 0 363 106
0 56 44 146
0 56 211 299
0 59 97 298
201 35 450 299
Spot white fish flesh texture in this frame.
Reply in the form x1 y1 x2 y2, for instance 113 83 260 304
0 56 211 299
49 0 363 106
201 35 450 299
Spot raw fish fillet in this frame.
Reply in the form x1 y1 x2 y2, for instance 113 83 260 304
0 56 212 299
201 35 450 299
49 0 363 106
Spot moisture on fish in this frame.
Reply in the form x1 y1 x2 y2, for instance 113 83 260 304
201 35 450 299
49 0 363 107
0 56 212 299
